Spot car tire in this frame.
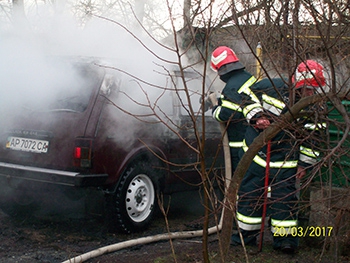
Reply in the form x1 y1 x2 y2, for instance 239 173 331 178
106 160 161 233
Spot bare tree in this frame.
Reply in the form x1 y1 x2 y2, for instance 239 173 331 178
93 0 350 262
2 0 350 262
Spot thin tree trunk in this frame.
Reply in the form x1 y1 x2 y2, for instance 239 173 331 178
183 0 191 29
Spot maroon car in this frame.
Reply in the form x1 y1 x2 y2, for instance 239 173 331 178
0 57 224 233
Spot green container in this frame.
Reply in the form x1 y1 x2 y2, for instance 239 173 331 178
318 100 350 187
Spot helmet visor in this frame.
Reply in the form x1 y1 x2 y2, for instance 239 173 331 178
217 61 245 75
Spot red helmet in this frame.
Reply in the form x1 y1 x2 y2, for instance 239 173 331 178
292 60 326 89
211 46 244 75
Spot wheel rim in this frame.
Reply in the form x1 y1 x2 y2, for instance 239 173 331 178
125 174 155 223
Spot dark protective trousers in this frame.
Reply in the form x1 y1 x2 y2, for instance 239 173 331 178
232 160 299 247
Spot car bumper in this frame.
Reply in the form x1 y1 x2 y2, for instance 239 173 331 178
0 162 108 187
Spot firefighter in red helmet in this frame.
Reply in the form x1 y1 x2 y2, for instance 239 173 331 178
293 59 326 89
229 59 326 254
293 59 327 179
209 46 268 175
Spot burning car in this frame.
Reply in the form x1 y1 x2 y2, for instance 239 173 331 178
0 57 224 233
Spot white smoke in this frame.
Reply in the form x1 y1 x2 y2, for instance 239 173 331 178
0 7 180 117
0 7 184 217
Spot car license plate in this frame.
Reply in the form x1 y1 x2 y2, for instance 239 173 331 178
6 136 49 153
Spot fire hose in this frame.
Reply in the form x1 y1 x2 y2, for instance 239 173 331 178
62 122 232 263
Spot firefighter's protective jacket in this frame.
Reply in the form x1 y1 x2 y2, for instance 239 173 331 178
212 69 264 152
245 77 326 169
219 69 263 124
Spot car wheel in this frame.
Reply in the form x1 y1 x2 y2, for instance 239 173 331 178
106 161 161 233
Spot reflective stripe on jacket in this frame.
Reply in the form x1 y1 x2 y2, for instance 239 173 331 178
229 141 244 148
242 140 298 169
221 72 264 124
212 97 242 122
299 122 326 165
237 76 264 122
238 76 260 103
212 96 246 151
262 93 286 116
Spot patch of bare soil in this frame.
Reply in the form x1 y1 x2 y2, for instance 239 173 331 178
0 190 349 263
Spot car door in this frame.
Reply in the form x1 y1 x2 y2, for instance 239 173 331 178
163 70 224 187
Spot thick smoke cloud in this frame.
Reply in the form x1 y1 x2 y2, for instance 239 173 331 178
0 10 178 121
0 10 181 216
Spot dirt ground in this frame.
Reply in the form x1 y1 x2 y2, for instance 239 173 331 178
0 190 349 263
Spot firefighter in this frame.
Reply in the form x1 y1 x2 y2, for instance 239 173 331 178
209 46 269 174
231 60 326 254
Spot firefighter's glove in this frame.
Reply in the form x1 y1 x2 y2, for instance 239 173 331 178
254 117 270 130
201 92 219 112
208 92 219 107
200 92 216 112
296 166 307 179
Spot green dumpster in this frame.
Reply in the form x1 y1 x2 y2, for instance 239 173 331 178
318 100 350 187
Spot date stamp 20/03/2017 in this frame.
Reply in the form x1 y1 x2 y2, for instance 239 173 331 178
273 226 333 237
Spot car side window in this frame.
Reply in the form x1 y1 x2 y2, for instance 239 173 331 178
45 63 102 112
